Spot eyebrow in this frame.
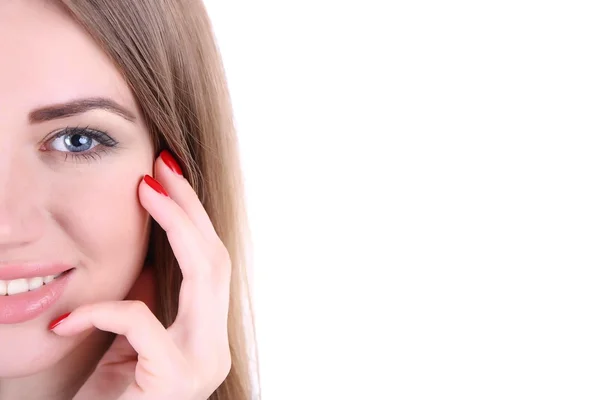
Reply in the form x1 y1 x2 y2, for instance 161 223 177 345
29 97 136 123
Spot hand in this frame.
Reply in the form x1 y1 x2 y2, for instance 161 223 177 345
50 152 232 400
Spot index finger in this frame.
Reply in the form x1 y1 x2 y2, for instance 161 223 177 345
156 150 221 243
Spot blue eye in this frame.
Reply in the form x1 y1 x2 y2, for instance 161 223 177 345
44 126 119 161
51 132 97 153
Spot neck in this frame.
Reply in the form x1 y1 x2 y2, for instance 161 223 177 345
0 330 114 400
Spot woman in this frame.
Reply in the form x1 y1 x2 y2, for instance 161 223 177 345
0 0 257 399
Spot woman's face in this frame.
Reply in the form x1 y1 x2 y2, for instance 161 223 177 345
0 1 154 376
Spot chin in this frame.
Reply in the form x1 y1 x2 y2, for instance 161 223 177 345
0 261 142 379
0 323 87 378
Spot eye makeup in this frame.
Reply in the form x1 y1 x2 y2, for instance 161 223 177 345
40 125 119 163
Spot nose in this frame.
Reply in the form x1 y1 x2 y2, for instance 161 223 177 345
0 147 45 248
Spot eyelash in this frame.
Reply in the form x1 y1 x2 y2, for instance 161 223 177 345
43 126 119 163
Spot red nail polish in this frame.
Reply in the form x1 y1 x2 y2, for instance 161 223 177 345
49 312 71 330
160 150 183 176
143 175 169 197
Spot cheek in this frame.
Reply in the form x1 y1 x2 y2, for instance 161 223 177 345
51 167 151 300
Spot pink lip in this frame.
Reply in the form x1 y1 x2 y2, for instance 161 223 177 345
0 269 74 325
0 263 74 280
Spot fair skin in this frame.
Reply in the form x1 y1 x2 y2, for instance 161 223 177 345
0 1 231 399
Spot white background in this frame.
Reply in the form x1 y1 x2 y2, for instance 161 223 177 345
206 1 600 399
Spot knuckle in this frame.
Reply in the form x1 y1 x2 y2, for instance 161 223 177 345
213 353 232 385
217 243 232 265
201 244 232 284
223 355 233 378
196 352 231 391
214 245 232 275
126 300 149 315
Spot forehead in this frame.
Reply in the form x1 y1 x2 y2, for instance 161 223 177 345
0 0 136 121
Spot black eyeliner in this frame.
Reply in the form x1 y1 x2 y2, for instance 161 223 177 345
58 126 119 148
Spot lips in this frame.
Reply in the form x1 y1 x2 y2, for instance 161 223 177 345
0 264 75 324
0 263 74 281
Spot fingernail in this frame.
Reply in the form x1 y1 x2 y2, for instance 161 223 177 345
160 150 183 176
143 175 169 197
49 312 71 330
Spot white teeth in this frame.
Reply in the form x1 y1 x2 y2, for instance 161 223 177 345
7 279 28 296
28 277 44 291
0 272 64 296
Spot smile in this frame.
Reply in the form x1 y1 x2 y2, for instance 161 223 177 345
0 271 69 296
0 266 75 324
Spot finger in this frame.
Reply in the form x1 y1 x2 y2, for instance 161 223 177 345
139 174 230 319
138 175 206 280
49 301 184 375
138 168 231 381
155 150 220 242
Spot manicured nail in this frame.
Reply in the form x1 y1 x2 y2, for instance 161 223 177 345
143 175 169 197
160 150 183 176
49 312 71 330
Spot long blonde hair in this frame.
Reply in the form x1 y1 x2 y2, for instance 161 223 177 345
58 1 257 399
